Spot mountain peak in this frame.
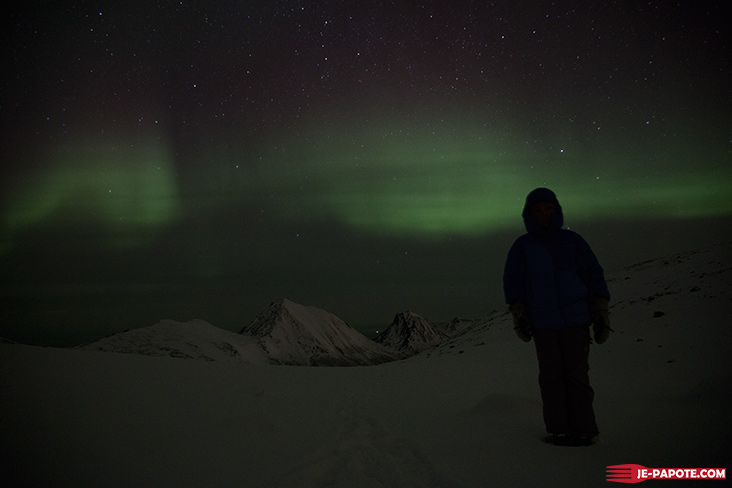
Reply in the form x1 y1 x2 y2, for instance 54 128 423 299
240 299 398 366
376 311 448 355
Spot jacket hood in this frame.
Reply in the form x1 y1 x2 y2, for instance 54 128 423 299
522 187 564 234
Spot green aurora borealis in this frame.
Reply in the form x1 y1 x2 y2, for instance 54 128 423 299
2 139 181 254
4 115 730 253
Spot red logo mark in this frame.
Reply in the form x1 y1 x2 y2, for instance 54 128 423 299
607 464 648 483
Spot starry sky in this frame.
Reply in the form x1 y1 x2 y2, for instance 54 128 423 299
2 1 731 346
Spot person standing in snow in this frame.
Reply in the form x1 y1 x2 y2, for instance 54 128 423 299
502 187 611 447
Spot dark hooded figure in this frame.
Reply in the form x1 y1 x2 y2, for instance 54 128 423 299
503 187 611 446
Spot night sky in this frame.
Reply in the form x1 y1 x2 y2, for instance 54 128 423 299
2 1 731 346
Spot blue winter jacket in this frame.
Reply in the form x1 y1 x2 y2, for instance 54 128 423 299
502 188 610 329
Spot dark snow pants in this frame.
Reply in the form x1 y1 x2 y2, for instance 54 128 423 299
533 325 599 437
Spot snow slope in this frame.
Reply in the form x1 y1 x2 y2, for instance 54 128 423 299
376 311 449 355
79 318 270 364
240 298 399 366
1 241 731 487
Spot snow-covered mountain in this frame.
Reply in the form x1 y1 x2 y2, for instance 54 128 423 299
240 298 399 366
80 319 270 364
375 310 449 355
80 300 402 366
436 311 502 337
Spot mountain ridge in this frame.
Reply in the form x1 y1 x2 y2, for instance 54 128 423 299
376 310 449 355
240 298 399 366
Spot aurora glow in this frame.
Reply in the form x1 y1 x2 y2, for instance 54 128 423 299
1 138 181 253
250 120 732 237
2 1 731 346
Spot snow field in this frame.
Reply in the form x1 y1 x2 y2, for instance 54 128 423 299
2 242 731 487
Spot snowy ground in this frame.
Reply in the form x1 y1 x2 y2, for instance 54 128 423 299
2 241 731 487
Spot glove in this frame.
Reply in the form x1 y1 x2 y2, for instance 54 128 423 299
509 301 532 342
590 297 612 344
